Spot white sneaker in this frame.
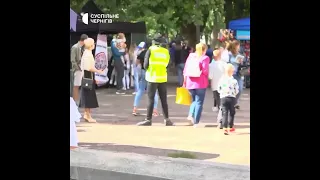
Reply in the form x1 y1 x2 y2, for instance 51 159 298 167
187 116 194 125
132 92 136 95
187 116 194 121
212 107 219 112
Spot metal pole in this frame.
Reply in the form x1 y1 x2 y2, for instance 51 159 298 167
196 0 200 43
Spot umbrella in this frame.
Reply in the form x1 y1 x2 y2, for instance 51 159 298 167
70 8 77 31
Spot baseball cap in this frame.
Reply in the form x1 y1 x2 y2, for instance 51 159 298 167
153 34 167 45
154 37 167 45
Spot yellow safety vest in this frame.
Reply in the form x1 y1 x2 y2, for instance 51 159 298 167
145 45 170 83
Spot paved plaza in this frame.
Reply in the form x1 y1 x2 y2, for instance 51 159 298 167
76 85 250 166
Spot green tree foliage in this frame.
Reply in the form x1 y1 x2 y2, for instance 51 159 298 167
224 0 250 26
70 0 249 46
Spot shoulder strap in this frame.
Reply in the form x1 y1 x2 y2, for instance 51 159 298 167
228 54 232 63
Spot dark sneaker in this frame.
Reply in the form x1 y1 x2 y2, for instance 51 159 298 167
164 119 174 126
116 90 125 95
136 119 152 126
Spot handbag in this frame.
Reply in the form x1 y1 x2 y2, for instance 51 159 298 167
175 87 192 106
81 71 94 90
239 67 250 76
229 54 249 76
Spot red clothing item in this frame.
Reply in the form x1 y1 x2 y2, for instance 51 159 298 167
244 43 250 57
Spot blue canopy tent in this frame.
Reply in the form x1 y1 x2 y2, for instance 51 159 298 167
228 17 250 30
228 17 250 40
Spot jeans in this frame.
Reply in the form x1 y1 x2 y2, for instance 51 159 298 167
133 70 158 109
133 66 140 92
176 63 185 86
188 88 206 124
233 75 243 104
221 97 236 128
114 60 124 90
146 82 169 120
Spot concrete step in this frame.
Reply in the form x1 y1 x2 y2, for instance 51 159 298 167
70 149 250 180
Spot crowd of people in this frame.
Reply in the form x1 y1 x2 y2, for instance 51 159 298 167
70 32 250 148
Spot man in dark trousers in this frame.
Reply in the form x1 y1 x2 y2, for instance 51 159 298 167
136 36 174 126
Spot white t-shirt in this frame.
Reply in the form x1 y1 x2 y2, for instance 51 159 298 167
221 49 230 63
81 50 94 71
209 60 227 91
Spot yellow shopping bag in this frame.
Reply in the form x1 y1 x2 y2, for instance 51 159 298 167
175 87 192 106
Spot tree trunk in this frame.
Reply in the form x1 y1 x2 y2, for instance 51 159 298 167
205 34 209 45
180 24 196 48
211 12 220 49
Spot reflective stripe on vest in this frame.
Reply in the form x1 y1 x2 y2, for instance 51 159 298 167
149 61 168 66
145 46 170 83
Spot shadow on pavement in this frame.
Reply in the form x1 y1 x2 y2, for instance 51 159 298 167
79 142 220 160
76 125 92 128
204 124 250 129
236 132 250 135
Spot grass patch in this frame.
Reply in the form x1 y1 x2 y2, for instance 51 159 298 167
167 151 197 159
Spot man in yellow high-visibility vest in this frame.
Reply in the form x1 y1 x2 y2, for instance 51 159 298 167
136 36 174 126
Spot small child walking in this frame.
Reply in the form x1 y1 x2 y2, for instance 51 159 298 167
209 49 226 112
217 64 239 135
